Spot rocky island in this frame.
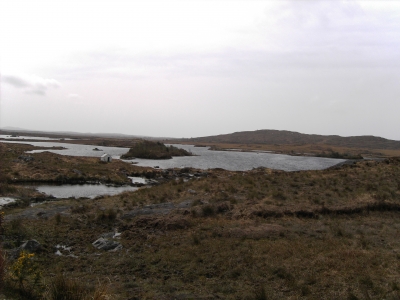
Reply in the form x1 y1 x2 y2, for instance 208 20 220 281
121 140 192 159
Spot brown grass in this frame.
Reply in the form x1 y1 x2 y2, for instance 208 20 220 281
2 142 400 298
43 273 111 300
0 142 154 187
178 141 400 158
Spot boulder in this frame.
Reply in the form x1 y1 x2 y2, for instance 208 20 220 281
8 239 42 259
72 169 82 175
20 239 41 253
18 155 34 162
92 238 122 251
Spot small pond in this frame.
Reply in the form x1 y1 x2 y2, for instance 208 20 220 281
36 184 138 199
0 197 18 207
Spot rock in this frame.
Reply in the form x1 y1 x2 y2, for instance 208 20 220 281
8 239 42 259
100 232 115 239
20 239 41 253
146 179 159 186
73 169 82 175
100 231 121 239
187 189 197 194
18 155 34 162
176 199 193 208
92 238 122 251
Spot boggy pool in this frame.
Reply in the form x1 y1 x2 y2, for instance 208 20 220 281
35 184 139 199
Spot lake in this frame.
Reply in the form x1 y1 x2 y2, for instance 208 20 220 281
0 139 346 171
0 135 74 141
124 144 346 172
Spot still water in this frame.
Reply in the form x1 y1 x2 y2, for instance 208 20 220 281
124 144 346 172
1 140 129 158
0 197 17 206
36 184 138 199
0 135 74 141
0 139 345 171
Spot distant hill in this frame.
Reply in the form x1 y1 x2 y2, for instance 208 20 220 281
0 128 173 140
181 130 400 150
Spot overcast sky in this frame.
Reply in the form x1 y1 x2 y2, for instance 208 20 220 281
1 0 399 139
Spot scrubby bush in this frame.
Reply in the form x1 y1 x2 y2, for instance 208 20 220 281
201 205 215 217
97 208 117 222
6 218 28 247
6 251 42 299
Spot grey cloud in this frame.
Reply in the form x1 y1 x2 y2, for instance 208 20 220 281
52 1 399 81
258 0 400 54
2 75 30 88
67 93 81 98
2 74 60 96
53 45 399 85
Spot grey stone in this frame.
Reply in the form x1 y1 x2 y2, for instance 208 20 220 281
92 238 122 251
20 239 41 253
177 200 193 208
100 232 115 239
18 155 34 162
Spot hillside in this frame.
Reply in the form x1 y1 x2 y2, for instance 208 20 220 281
180 130 400 150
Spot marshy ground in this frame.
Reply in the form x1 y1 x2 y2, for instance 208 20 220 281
1 142 400 299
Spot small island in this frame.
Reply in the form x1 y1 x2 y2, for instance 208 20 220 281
121 140 192 159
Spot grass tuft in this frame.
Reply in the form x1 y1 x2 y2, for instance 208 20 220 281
43 273 111 300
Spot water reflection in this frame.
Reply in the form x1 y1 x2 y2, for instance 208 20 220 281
123 144 346 172
0 140 346 171
0 197 17 206
0 135 74 141
36 184 138 199
1 140 129 158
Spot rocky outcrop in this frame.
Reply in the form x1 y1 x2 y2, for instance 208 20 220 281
20 239 41 252
92 237 122 251
18 155 34 162
9 239 42 259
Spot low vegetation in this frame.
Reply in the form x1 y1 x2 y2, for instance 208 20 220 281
121 140 192 159
315 150 363 159
0 143 154 188
1 141 400 299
